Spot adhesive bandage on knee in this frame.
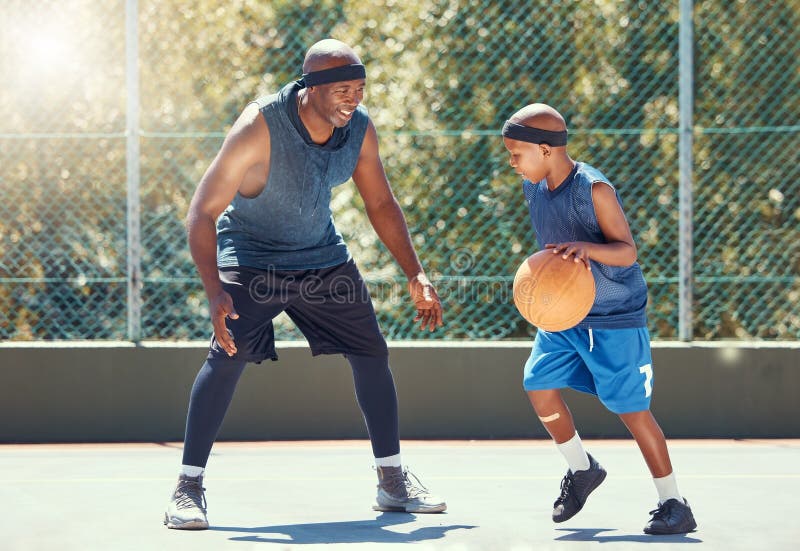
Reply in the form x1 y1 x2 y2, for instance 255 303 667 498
538 412 561 423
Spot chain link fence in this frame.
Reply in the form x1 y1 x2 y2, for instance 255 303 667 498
1 0 798 341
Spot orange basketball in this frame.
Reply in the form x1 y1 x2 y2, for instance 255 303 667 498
512 250 596 332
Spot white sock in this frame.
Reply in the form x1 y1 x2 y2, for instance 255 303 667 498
653 472 682 504
181 464 205 478
375 453 402 468
556 432 591 473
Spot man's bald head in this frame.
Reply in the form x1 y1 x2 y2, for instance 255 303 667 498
509 103 567 133
303 39 362 73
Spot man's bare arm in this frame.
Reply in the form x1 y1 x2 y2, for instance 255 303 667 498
186 102 270 353
352 120 443 330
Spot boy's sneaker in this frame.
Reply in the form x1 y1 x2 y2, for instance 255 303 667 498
552 453 607 522
373 466 447 513
164 474 209 530
644 498 697 535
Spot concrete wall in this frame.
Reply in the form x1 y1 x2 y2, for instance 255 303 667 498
0 341 798 442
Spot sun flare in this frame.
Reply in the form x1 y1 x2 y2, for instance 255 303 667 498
8 21 82 83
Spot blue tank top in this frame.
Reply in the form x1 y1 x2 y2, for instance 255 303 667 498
522 162 648 329
216 82 369 270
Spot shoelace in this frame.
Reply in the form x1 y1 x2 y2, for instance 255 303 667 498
648 501 672 521
401 469 431 499
381 468 430 499
555 473 574 504
175 480 207 512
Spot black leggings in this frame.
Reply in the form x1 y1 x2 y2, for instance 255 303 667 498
181 354 400 467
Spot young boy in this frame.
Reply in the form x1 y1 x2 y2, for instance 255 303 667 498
501 103 697 535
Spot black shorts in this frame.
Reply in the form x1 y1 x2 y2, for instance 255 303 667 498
207 259 388 362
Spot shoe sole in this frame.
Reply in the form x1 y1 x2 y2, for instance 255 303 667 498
552 468 607 523
644 521 697 535
164 512 209 530
373 503 447 513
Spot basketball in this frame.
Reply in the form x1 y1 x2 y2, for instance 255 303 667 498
512 250 596 332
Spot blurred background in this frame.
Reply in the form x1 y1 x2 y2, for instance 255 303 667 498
1 0 798 343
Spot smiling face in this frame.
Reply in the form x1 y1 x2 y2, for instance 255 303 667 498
309 78 365 128
503 136 551 182
301 39 366 130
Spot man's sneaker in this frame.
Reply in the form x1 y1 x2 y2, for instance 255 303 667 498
644 498 697 535
164 474 209 530
373 466 447 513
552 453 607 522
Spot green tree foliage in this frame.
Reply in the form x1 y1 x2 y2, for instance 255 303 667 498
0 0 797 340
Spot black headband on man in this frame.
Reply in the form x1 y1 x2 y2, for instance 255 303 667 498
502 121 568 147
301 63 366 86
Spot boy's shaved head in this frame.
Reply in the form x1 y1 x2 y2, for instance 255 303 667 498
509 103 567 132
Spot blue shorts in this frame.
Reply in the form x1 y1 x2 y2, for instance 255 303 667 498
523 327 654 414
208 259 388 363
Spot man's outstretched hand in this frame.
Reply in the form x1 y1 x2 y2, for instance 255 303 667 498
408 272 444 332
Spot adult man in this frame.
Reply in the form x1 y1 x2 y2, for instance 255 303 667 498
164 39 445 530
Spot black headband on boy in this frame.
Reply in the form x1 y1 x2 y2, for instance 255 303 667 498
502 120 568 147
301 63 366 86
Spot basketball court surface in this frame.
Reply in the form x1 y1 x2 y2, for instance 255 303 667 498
2 438 797 550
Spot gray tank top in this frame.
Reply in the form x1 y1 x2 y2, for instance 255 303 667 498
216 82 369 270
